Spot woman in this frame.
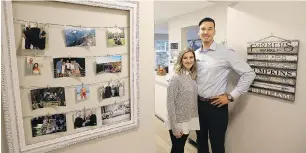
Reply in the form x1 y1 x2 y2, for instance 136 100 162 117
166 47 199 153
32 63 40 75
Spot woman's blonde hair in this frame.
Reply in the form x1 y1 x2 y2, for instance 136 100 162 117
174 47 197 80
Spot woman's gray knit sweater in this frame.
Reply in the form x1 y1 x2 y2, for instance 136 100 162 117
167 73 199 133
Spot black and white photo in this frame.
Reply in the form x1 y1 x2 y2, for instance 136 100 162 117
31 114 66 137
31 87 66 110
53 57 85 78
101 101 131 125
73 108 97 129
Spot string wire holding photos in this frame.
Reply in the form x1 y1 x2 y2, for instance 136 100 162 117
13 18 130 30
17 52 129 59
14 18 128 50
19 75 130 89
23 98 131 119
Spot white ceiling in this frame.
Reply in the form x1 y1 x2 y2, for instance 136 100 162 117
154 1 214 34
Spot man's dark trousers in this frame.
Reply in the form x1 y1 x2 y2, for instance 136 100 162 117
196 97 229 153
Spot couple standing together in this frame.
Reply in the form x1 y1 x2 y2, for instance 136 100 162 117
166 17 256 153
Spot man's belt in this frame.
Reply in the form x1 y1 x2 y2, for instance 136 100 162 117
198 96 214 102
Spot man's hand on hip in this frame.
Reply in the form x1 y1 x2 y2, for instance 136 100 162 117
211 94 229 107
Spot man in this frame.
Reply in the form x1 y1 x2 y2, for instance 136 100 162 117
195 17 256 153
27 58 34 75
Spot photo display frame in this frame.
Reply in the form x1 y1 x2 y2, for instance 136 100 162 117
1 1 139 153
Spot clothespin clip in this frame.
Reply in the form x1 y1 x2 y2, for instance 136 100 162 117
47 112 50 116
47 84 50 89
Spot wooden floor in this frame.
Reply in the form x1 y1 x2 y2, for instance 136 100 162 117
155 117 197 153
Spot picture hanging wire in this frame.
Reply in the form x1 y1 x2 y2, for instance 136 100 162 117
23 99 130 118
254 32 291 43
16 52 128 59
13 18 129 29
19 76 129 89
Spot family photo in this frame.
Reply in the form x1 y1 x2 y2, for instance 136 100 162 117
99 80 125 100
107 27 125 47
26 56 41 75
30 87 66 110
21 23 47 50
31 114 66 137
101 101 131 125
76 84 90 101
73 108 97 129
64 28 96 47
96 55 122 74
53 57 85 78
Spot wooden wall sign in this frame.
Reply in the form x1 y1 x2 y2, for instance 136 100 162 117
247 38 299 102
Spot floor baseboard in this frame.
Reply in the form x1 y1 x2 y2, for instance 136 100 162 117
188 138 198 148
155 114 165 122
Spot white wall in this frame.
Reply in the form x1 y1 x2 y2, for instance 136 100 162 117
1 1 155 153
226 2 306 153
186 26 199 40
168 4 228 50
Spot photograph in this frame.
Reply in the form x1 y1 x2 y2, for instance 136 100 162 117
99 80 125 100
101 101 131 125
155 52 169 72
21 23 48 50
64 28 96 47
30 87 66 110
73 108 97 129
187 39 202 51
53 57 85 78
26 56 41 75
76 84 90 101
107 27 125 47
96 55 122 74
31 113 66 137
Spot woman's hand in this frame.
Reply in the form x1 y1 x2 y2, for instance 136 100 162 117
173 130 183 138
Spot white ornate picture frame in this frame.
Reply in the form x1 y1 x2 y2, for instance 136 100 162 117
1 0 139 153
